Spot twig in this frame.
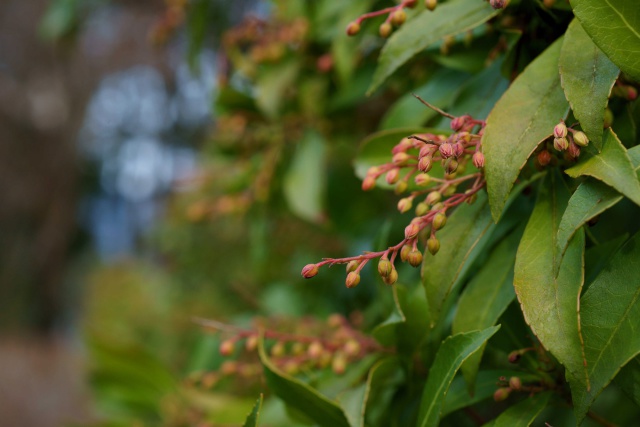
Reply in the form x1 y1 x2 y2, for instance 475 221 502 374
412 93 455 119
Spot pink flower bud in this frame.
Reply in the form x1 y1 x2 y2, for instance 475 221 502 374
439 142 454 158
418 156 433 172
419 145 432 158
414 173 431 186
453 143 464 157
628 86 638 101
567 142 581 159
473 151 485 168
398 197 413 213
553 137 569 151
554 122 567 138
346 21 360 36
362 176 376 191
219 339 235 356
490 0 507 9
392 152 410 165
343 339 361 357
450 115 470 131
392 138 413 154
493 387 511 402
405 223 420 239
537 150 551 166
345 272 360 288
307 341 324 358
386 168 400 184
301 263 319 278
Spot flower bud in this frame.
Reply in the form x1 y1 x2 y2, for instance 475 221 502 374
425 0 437 11
451 115 469 131
439 142 454 158
408 249 423 267
418 155 433 172
493 387 511 402
431 202 444 212
346 21 360 36
508 350 521 363
332 351 347 375
400 244 411 262
383 267 398 285
343 339 361 357
302 263 319 278
245 335 258 352
415 202 429 216
453 143 464 157
398 197 413 213
444 158 459 174
405 223 420 240
472 151 485 168
443 185 457 197
346 271 361 288
395 180 408 195
362 175 376 191
573 131 589 147
378 259 393 277
308 341 324 358
490 0 508 9
537 150 551 166
508 376 522 390
405 0 418 7
379 22 392 38
628 86 638 101
271 341 285 357
465 191 478 205
432 212 447 230
554 122 568 138
414 173 431 186
220 361 237 375
386 168 400 184
391 10 406 26
393 152 410 165
419 145 432 158
553 136 568 151
346 260 359 273
219 339 235 356
426 191 442 205
567 142 581 159
393 138 413 154
427 237 440 255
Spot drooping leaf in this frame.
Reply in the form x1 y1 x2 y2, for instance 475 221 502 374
380 69 470 130
243 394 263 427
570 0 640 82
283 130 327 223
569 230 640 423
492 392 551 427
368 0 498 94
258 338 350 427
559 19 620 150
452 228 520 391
417 326 500 427
565 128 640 207
483 38 570 221
422 191 494 327
513 171 589 390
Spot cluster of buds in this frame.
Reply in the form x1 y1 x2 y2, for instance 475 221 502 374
493 375 547 402
534 120 589 168
191 314 385 389
346 0 418 38
302 96 486 288
149 0 187 45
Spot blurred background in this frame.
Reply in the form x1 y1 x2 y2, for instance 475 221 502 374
0 0 410 425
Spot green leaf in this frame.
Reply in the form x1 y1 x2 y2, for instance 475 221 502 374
492 392 551 427
417 326 500 427
483 38 570 221
258 338 350 427
255 60 299 119
614 357 640 407
243 394 263 427
569 230 640 423
565 128 640 206
283 130 327 223
368 0 498 94
559 19 620 150
452 228 520 391
570 0 640 82
422 191 494 327
513 171 589 390
372 285 406 347
379 69 470 130
39 0 79 41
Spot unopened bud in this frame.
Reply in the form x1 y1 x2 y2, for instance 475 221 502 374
346 271 361 288
427 237 440 255
393 138 413 154
419 144 433 158
378 259 393 277
308 341 324 358
343 339 361 357
466 192 478 204
379 22 392 38
493 387 511 402
443 185 457 197
393 152 410 165
391 10 406 26
400 244 411 262
383 267 398 285
444 158 459 174
362 175 376 191
220 361 237 375
432 212 447 230
414 173 431 186
451 115 469 131
405 223 420 239
346 21 360 36
395 180 408 195
426 191 442 205
490 0 507 9
508 376 522 390
554 122 568 138
537 150 551 166
271 341 285 357
408 249 423 267
419 155 433 172
473 151 485 168
439 142 454 158
425 0 437 11
453 143 464 157
398 197 413 213
302 264 319 278
553 136 569 151
431 202 445 212
346 260 359 273
405 0 417 7
415 202 429 216
628 86 638 101
567 142 581 159
386 168 400 184
573 131 589 147
332 351 347 375
220 339 235 356
245 335 258 352
508 350 521 363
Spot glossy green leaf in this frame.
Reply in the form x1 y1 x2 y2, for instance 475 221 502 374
283 130 327 223
557 145 640 270
569 230 640 423
258 338 350 427
452 229 520 391
380 69 470 130
422 191 494 327
565 128 640 206
368 0 498 94
243 394 263 427
483 38 570 221
560 19 619 150
492 392 551 427
514 171 589 390
570 0 640 82
417 326 500 427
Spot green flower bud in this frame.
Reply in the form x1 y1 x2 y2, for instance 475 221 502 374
400 244 411 262
408 249 423 267
425 0 437 11
383 267 398 285
443 185 457 197
432 212 447 230
426 191 442 205
346 260 359 273
391 9 406 26
332 351 347 375
346 21 361 36
343 339 361 357
427 237 440 255
378 259 393 277
509 376 522 390
573 131 589 147
395 180 408 194
604 108 614 128
414 173 431 186
346 272 360 288
398 197 413 213
415 202 429 216
379 22 392 38
271 341 285 357
431 202 445 212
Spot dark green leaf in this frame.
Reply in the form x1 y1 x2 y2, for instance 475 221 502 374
371 285 406 347
452 228 520 391
283 131 327 223
569 230 640 423
243 394 263 427
565 128 640 206
483 38 570 221
258 338 350 427
514 171 589 390
368 0 498 94
423 191 494 327
570 0 640 82
560 19 619 150
417 326 500 427
492 392 551 427
615 357 640 407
